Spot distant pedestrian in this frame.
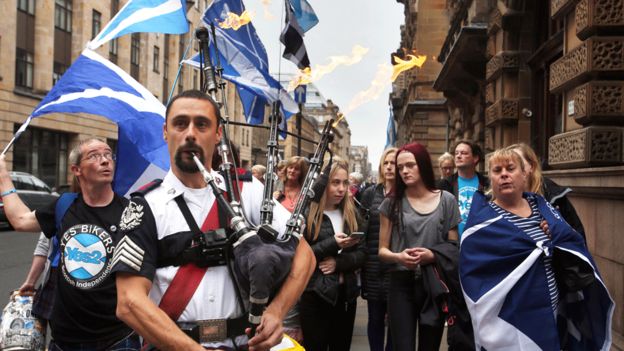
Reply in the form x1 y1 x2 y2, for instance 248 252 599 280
360 147 397 351
438 141 489 238
275 156 309 213
437 152 454 179
251 164 267 184
348 172 364 199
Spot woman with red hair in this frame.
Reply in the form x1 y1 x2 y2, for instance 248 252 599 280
378 142 461 351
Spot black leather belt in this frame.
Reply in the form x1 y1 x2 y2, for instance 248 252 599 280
177 316 247 343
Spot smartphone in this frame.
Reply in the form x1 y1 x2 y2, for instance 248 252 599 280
349 232 365 239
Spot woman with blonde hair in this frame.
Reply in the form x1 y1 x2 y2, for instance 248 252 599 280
359 147 397 351
507 143 585 238
275 156 309 213
437 152 454 179
299 158 366 351
460 148 613 350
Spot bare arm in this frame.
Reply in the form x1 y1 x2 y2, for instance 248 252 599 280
115 273 204 351
248 238 315 351
378 214 419 269
0 156 41 232
18 255 47 295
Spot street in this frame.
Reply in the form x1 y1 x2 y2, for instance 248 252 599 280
0 230 40 300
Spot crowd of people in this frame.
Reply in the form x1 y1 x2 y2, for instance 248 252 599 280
0 89 613 351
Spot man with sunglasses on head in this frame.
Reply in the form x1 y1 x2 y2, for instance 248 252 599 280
0 138 140 351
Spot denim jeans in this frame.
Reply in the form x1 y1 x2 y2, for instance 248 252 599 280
48 332 140 351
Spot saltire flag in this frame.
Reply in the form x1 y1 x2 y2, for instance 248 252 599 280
280 0 310 69
31 49 169 197
88 0 188 50
185 0 298 130
460 191 614 350
385 105 397 149
288 0 319 33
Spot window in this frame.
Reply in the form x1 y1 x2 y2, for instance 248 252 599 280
131 33 141 79
92 10 101 40
17 0 35 15
53 62 67 85
12 126 68 188
193 71 198 90
163 34 170 104
15 48 34 89
109 0 119 63
55 0 72 32
153 46 160 73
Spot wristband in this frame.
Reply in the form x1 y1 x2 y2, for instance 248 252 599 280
1 188 17 197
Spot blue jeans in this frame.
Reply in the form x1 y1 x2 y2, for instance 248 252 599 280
48 333 140 351
367 299 392 351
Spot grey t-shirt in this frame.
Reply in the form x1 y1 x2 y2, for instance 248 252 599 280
379 190 460 271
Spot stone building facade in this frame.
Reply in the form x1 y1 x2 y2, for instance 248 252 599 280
349 145 371 179
0 0 254 187
394 0 624 347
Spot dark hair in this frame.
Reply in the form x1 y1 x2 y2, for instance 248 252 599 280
390 142 436 230
454 140 483 164
165 89 222 126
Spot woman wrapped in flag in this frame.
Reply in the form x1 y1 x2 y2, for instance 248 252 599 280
460 148 614 350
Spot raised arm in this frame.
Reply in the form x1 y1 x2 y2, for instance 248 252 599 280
0 155 41 232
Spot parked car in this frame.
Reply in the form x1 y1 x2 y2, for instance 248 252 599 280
0 172 59 229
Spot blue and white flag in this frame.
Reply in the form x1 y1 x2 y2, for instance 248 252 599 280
31 49 169 197
185 0 298 126
385 105 397 149
88 0 188 50
460 191 614 350
288 0 319 33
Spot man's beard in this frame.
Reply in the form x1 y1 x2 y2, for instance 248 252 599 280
174 142 204 173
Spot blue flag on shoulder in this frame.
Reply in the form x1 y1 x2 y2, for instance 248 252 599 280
31 49 169 196
88 0 188 50
185 0 298 128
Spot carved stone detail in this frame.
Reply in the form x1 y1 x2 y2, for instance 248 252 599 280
488 8 502 35
548 126 623 168
575 0 589 31
572 81 624 125
550 37 624 92
550 43 588 91
552 0 577 18
485 99 519 126
487 36 495 59
486 52 520 81
577 0 624 38
485 127 494 152
485 83 495 105
592 40 624 70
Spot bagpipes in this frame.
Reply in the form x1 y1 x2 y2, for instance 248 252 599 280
192 25 334 333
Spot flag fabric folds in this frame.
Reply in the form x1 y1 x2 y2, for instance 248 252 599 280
31 49 169 197
88 0 188 50
185 0 298 126
385 106 397 149
280 1 310 70
460 191 614 351
288 0 319 33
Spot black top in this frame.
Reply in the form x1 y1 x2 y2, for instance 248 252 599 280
359 184 391 301
35 193 132 346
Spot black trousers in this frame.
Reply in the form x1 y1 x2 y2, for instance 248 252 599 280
299 288 357 351
388 271 445 351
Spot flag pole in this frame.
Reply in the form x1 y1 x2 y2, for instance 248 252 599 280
1 116 33 157
167 32 194 105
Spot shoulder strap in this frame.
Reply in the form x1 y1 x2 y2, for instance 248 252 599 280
130 179 163 198
173 195 201 233
55 192 78 234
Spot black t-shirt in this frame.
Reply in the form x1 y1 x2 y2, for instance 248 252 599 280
35 193 132 345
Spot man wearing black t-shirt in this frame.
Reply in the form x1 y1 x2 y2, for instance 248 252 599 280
0 138 139 351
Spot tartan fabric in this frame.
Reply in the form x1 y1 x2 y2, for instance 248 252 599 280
280 1 310 69
32 267 58 320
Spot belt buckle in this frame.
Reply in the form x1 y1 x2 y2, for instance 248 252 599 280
197 319 227 343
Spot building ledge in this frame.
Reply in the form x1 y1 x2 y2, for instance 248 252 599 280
434 24 488 94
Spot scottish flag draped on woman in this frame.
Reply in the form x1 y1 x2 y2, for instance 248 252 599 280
460 191 613 350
